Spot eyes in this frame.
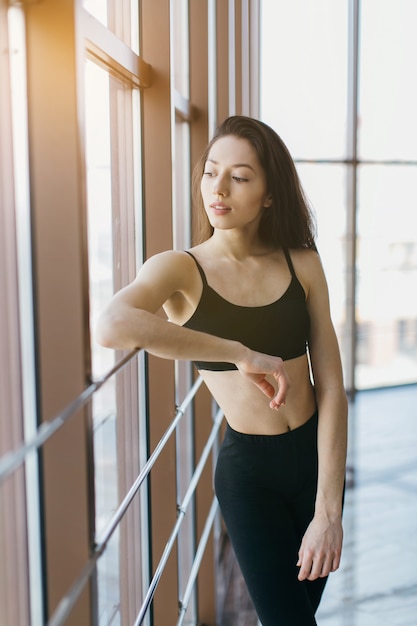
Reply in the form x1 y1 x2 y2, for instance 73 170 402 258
203 171 249 183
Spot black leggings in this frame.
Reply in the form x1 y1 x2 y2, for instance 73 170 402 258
214 411 326 626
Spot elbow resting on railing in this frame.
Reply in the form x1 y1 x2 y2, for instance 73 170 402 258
95 308 147 351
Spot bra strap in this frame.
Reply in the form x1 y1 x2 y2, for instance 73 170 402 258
283 248 296 278
185 251 208 284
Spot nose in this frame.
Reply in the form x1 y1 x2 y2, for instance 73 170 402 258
213 173 228 197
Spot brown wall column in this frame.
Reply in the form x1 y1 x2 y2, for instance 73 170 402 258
189 3 220 624
24 0 91 622
141 1 179 623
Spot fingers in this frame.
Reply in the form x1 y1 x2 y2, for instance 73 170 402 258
330 552 341 573
270 362 290 408
270 383 286 408
296 514 343 581
254 377 276 399
242 373 275 399
237 353 290 405
297 553 328 581
297 548 341 581
257 377 287 409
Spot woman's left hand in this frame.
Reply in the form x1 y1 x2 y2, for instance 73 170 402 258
296 513 343 581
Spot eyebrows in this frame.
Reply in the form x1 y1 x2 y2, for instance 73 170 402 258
206 158 255 173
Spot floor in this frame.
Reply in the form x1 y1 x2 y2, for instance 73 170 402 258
221 384 417 626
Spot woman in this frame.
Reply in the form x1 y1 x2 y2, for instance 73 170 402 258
97 116 348 625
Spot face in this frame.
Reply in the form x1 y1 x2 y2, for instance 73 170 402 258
200 135 272 234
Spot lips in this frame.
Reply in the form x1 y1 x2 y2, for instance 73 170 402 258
210 202 231 213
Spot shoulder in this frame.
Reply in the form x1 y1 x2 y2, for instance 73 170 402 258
287 246 320 265
138 249 196 284
141 249 191 269
137 249 204 323
113 250 200 315
287 248 326 298
127 249 198 302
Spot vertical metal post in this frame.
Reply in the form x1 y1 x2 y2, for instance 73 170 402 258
241 0 249 115
228 0 236 115
208 0 217 136
249 0 260 118
346 0 360 398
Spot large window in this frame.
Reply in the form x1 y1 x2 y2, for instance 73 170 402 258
84 7 146 622
261 0 417 390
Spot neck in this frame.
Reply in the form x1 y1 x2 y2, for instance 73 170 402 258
209 229 270 260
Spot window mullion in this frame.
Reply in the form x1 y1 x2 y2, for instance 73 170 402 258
79 7 151 87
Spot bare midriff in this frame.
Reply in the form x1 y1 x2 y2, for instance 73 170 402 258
200 354 316 435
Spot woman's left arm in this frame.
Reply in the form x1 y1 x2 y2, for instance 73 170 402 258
296 250 348 582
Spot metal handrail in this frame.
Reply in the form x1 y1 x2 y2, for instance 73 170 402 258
0 349 139 484
177 497 219 626
1 341 220 626
97 376 204 548
47 376 209 626
133 408 223 626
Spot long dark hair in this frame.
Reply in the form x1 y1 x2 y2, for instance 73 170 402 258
192 116 316 250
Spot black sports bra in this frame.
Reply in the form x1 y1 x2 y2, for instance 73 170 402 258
183 249 310 371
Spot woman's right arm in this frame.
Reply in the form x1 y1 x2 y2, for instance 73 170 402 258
96 251 242 361
96 251 289 408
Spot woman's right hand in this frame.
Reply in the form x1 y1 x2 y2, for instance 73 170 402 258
236 349 290 410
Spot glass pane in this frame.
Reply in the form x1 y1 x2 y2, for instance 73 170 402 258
83 0 108 27
84 59 120 623
85 61 114 381
83 0 139 53
171 0 189 97
96 530 121 626
357 165 417 388
85 57 145 624
296 164 349 375
359 0 417 161
172 120 191 249
260 0 348 159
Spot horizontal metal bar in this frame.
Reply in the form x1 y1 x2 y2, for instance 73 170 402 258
294 158 417 166
133 408 224 626
178 407 222 515
96 376 204 547
45 375 204 626
0 349 138 484
177 497 219 626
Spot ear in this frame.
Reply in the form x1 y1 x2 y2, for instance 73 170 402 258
264 194 272 208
